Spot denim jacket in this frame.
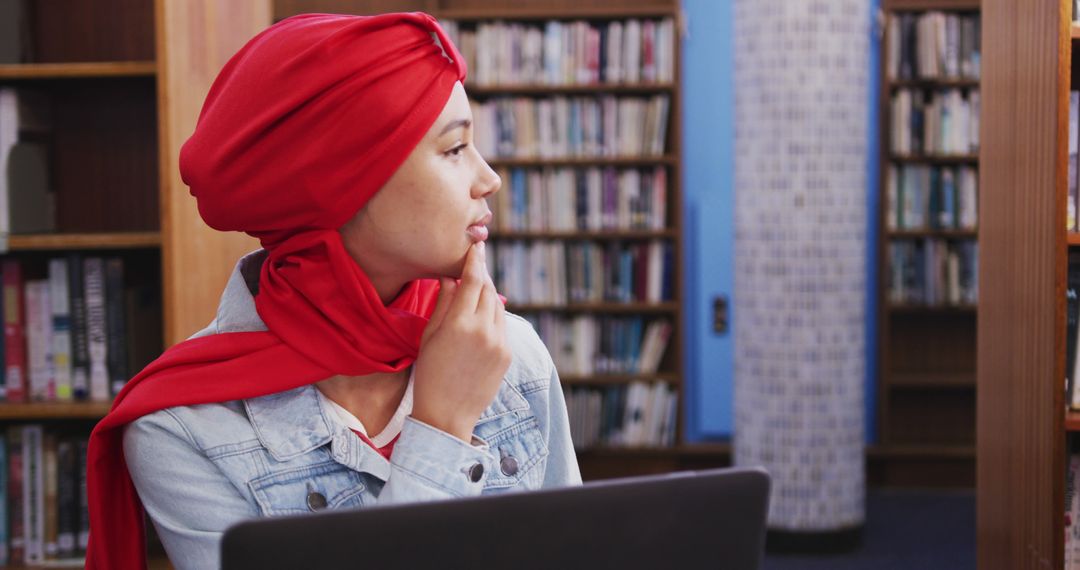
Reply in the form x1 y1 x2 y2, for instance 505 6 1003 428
123 250 582 569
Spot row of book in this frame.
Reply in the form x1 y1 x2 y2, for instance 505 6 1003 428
886 12 981 81
440 18 676 87
470 95 670 159
885 165 978 231
489 240 673 305
0 88 56 251
566 381 677 449
0 256 159 403
0 426 89 567
891 88 980 156
887 238 979 307
487 166 668 232
522 314 672 376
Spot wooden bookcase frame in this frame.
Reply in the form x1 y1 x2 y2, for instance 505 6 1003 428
875 0 981 488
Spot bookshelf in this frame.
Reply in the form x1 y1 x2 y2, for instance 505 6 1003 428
875 0 981 488
0 0 269 566
975 0 1069 568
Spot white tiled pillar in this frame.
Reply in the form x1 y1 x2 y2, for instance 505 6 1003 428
733 0 868 533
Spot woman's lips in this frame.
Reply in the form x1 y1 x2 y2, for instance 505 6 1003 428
467 212 493 242
466 223 489 242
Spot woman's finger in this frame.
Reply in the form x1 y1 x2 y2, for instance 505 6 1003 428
449 242 486 316
427 278 457 331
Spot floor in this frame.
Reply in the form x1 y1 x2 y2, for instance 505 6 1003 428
762 489 975 570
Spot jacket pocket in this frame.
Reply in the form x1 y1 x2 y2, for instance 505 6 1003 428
475 413 549 491
249 461 367 516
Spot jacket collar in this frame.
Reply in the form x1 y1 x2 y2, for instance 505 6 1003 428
216 249 531 464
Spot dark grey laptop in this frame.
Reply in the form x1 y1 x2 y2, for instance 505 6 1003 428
221 466 771 570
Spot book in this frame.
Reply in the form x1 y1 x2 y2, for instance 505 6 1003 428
0 434 7 566
0 0 30 64
1069 252 1080 408
105 258 129 396
76 438 88 551
6 141 56 235
24 280 52 401
67 253 89 400
8 427 24 563
22 424 43 564
1066 449 1075 570
43 433 58 559
1074 90 1080 232
48 259 72 401
83 258 108 402
56 438 76 558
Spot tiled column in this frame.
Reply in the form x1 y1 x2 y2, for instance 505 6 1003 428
733 0 868 538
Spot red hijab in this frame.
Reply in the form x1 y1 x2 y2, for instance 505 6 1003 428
86 12 467 569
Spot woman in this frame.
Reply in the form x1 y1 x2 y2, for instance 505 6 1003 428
85 12 581 570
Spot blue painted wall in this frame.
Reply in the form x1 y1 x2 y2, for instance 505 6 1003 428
679 0 880 443
681 0 735 440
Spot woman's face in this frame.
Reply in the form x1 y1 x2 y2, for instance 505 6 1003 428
340 81 501 298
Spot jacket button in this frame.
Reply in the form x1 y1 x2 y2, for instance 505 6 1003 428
500 455 519 476
468 462 485 483
307 491 328 511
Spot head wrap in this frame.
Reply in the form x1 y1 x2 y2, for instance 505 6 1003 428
85 12 467 569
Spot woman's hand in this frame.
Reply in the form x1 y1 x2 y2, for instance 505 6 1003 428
411 241 512 442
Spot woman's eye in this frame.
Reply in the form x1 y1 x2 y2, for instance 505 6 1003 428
446 143 467 157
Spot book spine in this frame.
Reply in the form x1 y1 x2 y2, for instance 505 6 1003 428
1071 453 1080 569
0 434 7 566
23 424 43 565
7 426 23 563
76 438 88 551
24 281 50 402
3 259 26 402
83 258 108 402
56 438 75 558
43 433 57 559
68 253 89 400
105 258 128 397
48 259 72 401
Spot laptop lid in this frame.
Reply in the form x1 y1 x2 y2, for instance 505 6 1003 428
221 466 771 570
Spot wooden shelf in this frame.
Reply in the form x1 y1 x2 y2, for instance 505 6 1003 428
7 232 161 251
507 302 678 314
887 229 978 239
883 0 980 9
0 401 112 420
890 153 979 164
865 443 976 459
466 82 675 96
1066 411 1080 432
438 5 677 21
577 442 731 457
0 61 156 79
887 78 980 89
26 553 173 569
561 372 681 385
487 155 677 168
1068 232 1080 246
889 371 976 389
885 302 980 315
490 229 676 240
1073 23 1080 39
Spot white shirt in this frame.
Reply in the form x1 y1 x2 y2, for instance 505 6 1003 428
315 367 415 448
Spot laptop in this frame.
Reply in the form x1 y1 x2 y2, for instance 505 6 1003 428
221 466 771 570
